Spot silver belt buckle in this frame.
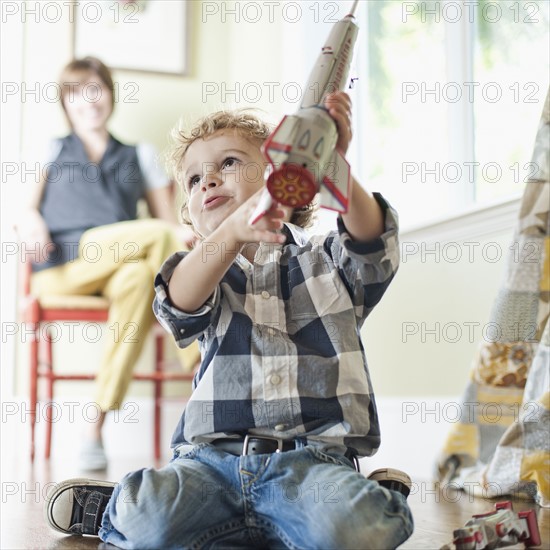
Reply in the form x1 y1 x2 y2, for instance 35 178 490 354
242 434 284 455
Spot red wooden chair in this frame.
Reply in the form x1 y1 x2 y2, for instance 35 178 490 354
19 261 194 461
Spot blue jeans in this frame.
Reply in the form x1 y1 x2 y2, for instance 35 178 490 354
99 443 413 549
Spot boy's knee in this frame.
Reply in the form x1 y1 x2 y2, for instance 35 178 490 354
108 468 190 547
110 472 164 528
317 513 413 550
359 495 414 550
309 488 413 550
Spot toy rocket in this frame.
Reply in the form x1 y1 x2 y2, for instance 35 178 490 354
448 501 541 550
249 0 359 225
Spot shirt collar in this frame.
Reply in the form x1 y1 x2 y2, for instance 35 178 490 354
234 223 307 271
282 222 308 246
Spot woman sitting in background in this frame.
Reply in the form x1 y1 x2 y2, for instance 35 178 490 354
19 57 198 471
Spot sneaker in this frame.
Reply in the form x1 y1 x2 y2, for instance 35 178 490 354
79 439 107 471
367 468 412 499
45 478 115 536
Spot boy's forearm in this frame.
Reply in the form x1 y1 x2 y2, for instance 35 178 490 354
341 177 385 242
167 224 240 313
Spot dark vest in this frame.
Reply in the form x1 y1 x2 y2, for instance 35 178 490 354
35 133 146 271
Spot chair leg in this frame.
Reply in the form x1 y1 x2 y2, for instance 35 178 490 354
154 333 164 461
29 325 39 462
45 328 53 460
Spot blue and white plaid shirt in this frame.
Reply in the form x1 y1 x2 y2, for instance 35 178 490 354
153 193 399 457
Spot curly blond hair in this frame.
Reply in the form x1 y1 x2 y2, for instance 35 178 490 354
167 110 315 229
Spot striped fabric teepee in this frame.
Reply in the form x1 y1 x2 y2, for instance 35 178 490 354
437 88 550 507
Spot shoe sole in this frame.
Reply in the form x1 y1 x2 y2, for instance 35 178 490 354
368 468 412 485
45 478 116 535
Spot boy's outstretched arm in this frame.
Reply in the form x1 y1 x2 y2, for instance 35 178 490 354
325 92 385 242
343 176 385 242
167 191 286 313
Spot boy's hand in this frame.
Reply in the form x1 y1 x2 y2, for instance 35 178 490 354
223 188 287 246
324 91 353 155
168 189 286 313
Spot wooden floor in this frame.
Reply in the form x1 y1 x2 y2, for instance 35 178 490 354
1 401 549 549
2 460 548 549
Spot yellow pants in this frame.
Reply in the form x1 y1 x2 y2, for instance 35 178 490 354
31 219 200 412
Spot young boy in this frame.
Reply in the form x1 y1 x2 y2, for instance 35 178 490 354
45 93 414 549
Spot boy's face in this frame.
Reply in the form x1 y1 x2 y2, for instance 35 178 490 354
183 130 267 236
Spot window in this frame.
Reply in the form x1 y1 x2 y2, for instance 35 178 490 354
314 0 549 231
472 0 549 203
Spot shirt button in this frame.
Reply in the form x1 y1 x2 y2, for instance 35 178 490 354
270 374 281 385
179 329 185 334
261 291 270 299
274 424 286 432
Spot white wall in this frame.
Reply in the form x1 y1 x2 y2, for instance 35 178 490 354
363 231 512 397
0 2 24 401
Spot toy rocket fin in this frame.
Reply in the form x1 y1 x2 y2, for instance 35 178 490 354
319 149 350 213
262 115 301 166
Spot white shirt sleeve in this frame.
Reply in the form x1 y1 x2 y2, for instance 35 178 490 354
136 142 170 190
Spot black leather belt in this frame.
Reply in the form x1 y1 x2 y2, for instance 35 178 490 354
210 435 297 456
209 435 360 471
